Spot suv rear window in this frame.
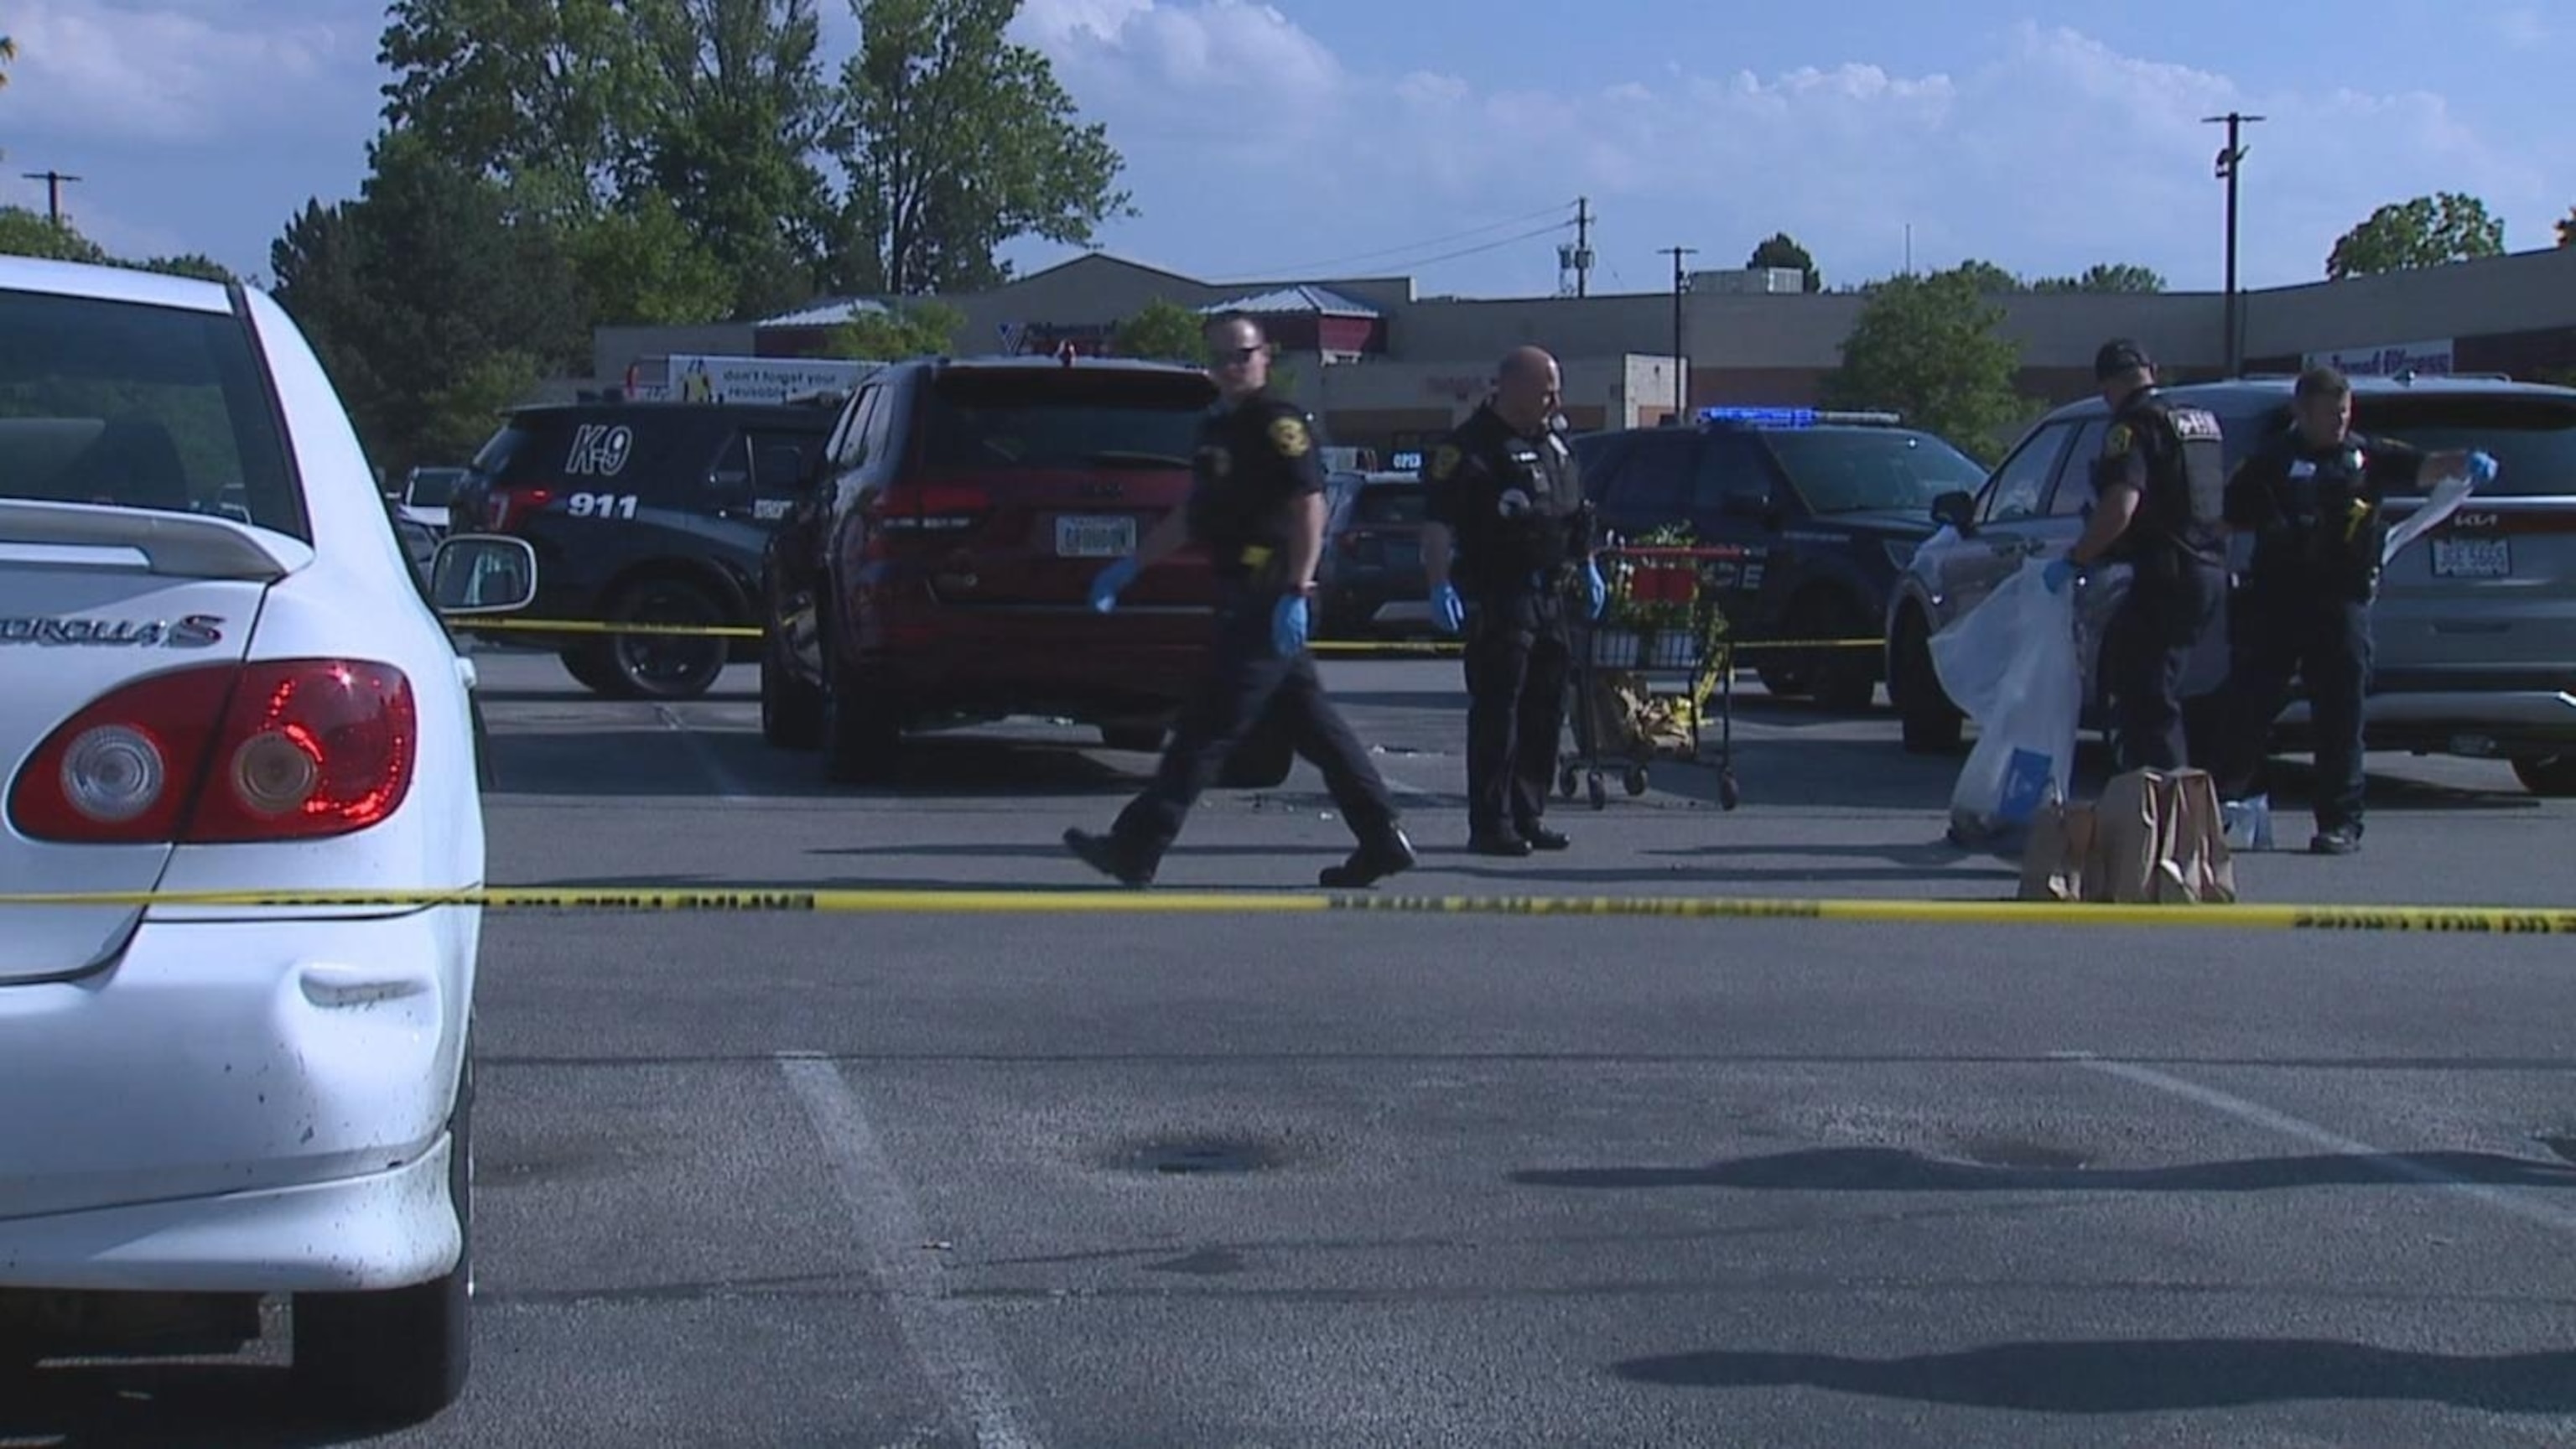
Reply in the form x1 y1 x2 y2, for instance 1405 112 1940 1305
2354 394 2576 497
1763 428 1988 514
0 288 302 538
922 368 1215 474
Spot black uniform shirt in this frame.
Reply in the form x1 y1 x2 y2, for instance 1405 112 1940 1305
1186 392 1325 579
1421 403 1586 595
2225 427 2423 597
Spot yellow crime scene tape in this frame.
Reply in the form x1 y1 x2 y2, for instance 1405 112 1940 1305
3 884 2571 935
459 616 1881 654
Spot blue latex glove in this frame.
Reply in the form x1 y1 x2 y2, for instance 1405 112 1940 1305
1272 594 1309 656
1583 559 1608 620
1431 581 1465 635
1089 556 1140 614
2042 558 2077 594
2468 450 2499 488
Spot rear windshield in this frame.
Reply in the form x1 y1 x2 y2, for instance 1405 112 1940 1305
405 467 464 506
1355 484 1426 525
2352 395 2576 497
0 288 303 537
922 369 1215 473
1765 428 1989 514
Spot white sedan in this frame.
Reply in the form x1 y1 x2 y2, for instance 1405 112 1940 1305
0 256 533 1425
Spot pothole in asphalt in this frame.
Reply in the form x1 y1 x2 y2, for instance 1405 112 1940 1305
1111 1135 1289 1176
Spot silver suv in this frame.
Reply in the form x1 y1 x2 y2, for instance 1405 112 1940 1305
1883 375 2576 797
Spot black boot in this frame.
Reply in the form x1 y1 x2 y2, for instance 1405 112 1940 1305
1321 828 1418 889
1064 828 1156 887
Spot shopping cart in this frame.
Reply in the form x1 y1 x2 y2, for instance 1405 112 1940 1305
1557 544 1744 812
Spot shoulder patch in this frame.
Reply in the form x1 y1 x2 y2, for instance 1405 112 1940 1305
1267 414 1311 459
2104 423 2134 457
1427 444 1461 480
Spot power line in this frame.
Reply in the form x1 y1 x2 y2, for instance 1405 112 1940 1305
1214 201 1578 279
1378 218 1577 275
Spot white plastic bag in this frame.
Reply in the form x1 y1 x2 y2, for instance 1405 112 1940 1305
2382 470 2481 565
1929 558 2082 841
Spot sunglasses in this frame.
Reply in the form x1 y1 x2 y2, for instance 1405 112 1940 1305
1212 345 1264 365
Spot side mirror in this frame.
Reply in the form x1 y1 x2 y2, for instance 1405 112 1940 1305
1931 491 1976 531
432 534 539 615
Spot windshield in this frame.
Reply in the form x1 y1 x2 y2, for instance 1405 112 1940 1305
0 288 302 538
2352 394 2576 498
922 370 1215 473
1766 428 1991 514
406 467 465 506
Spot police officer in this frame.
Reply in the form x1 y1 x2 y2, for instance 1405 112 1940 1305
1066 311 1416 890
2048 340 2231 773
2215 365 2492 854
1420 346 1607 856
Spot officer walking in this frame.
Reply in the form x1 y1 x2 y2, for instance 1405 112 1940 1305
1420 346 1607 856
1066 310 1417 890
2047 340 2231 772
2215 365 2491 854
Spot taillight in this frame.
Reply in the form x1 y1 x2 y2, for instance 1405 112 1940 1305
8 661 417 844
486 486 553 532
872 483 991 536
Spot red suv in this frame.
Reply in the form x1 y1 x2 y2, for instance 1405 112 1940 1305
760 355 1295 785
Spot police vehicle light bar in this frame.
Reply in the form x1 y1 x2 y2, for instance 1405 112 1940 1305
1696 406 1904 428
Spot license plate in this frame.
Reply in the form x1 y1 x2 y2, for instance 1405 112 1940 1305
2433 536 2511 579
1055 514 1135 558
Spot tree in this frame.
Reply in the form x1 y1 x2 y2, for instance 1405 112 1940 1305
270 134 589 472
137 254 239 284
1748 231 1821 292
1820 265 2027 464
567 190 737 326
1109 298 1206 363
0 207 110 263
2326 192 2505 279
823 298 964 360
830 0 1130 295
1950 258 2024 294
2031 262 2166 293
377 0 659 215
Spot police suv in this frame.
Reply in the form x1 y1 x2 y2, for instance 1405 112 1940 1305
449 399 837 699
1571 407 1992 709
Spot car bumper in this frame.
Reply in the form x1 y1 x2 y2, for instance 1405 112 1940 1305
2274 688 2576 756
0 909 474 1293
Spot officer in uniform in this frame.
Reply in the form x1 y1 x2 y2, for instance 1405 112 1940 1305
1066 311 1416 890
1420 345 1607 856
2215 365 2490 854
2049 340 2231 773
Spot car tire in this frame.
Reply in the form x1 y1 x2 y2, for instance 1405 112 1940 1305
559 644 630 698
2512 755 2576 797
292 1048 472 1427
1893 608 1963 755
821 627 901 784
604 576 731 701
761 629 825 750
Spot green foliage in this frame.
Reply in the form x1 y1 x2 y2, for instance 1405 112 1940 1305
824 298 965 360
565 192 735 325
2327 192 2505 279
137 254 239 283
1109 298 1205 364
1748 232 1821 292
1820 264 2028 465
2031 262 2166 293
831 0 1131 295
0 207 109 263
1950 258 2024 294
270 134 589 474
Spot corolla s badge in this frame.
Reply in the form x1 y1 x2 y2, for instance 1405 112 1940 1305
0 614 226 647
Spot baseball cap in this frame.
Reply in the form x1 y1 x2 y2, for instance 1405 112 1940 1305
2095 339 2153 380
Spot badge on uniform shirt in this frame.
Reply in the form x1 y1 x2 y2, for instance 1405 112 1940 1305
1268 415 1311 459
2288 460 2316 479
1428 445 1460 480
2104 423 2133 457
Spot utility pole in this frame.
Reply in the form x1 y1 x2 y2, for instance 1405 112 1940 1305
1660 245 1696 420
22 169 81 227
1558 197 1596 299
2205 112 2263 377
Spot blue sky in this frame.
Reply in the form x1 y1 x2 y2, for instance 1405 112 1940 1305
2 0 2567 300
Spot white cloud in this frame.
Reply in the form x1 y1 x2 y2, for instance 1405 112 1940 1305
4 1 373 146
1011 6 2564 292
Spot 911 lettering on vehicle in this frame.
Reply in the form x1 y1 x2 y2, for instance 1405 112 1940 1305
565 492 641 520
0 614 226 647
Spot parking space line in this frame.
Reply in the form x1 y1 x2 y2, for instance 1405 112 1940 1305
777 1054 1047 1449
2078 1056 2576 1238
653 704 752 803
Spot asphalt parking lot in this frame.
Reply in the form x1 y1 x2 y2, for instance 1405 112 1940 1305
8 651 2576 1447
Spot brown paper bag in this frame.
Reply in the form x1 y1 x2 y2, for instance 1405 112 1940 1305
2026 768 2236 906
2017 800 2097 901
